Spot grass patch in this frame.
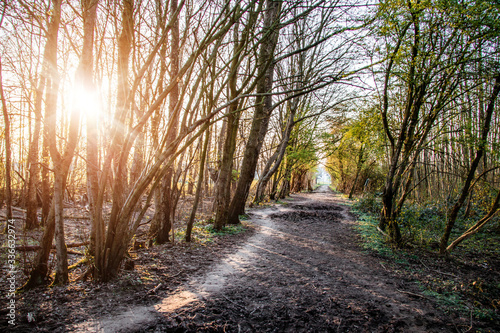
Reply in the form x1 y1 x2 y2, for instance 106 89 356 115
174 220 250 244
204 223 248 236
421 288 468 312
352 209 392 256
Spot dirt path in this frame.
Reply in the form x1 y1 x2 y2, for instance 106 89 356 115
74 186 454 332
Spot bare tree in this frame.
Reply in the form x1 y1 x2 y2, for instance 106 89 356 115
227 0 283 224
22 0 63 288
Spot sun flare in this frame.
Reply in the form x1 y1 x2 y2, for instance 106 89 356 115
68 83 102 120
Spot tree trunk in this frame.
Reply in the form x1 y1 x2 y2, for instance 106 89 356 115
154 178 173 244
21 0 63 288
348 145 365 199
21 205 55 289
148 1 168 243
213 11 245 231
186 129 210 242
78 0 100 277
277 161 292 199
100 0 134 281
151 0 180 244
213 100 241 230
52 171 69 285
25 64 45 229
227 0 282 224
0 58 13 223
45 0 87 285
446 190 500 254
253 101 296 204
379 9 422 246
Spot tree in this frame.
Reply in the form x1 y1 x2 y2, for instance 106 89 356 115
227 0 283 224
374 0 488 245
213 1 262 230
0 15 12 225
93 0 248 281
23 0 63 288
0 57 12 225
150 0 180 244
186 128 210 242
439 73 500 254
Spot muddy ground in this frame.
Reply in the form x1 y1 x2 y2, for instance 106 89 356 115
1 186 497 332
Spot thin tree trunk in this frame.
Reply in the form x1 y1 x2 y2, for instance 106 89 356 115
186 129 209 242
213 101 241 230
78 0 101 277
45 0 88 284
22 0 63 288
148 1 168 243
100 0 134 281
254 101 296 204
25 66 45 229
0 57 12 223
439 73 500 254
348 145 365 199
21 205 55 289
278 161 292 199
379 9 421 246
213 11 244 230
446 190 500 254
154 0 180 244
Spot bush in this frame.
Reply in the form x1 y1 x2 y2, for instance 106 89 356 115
353 194 382 215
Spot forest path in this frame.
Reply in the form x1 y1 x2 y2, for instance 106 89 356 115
75 186 453 332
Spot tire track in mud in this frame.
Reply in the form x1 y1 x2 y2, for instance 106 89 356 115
73 186 454 332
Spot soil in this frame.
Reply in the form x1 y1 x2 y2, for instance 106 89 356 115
1 186 493 332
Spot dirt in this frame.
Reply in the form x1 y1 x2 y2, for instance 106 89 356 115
2 186 484 332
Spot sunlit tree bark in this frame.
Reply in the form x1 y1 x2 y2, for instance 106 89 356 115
80 0 101 275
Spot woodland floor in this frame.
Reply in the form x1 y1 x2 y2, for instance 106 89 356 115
1 186 499 332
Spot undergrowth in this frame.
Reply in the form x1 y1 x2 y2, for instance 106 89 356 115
350 194 500 329
174 220 249 244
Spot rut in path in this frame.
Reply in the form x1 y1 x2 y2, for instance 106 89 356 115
73 186 453 332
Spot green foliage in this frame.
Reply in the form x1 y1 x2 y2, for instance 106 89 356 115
205 223 247 236
395 187 500 251
421 288 468 313
352 186 500 254
397 202 446 248
287 120 319 172
419 280 500 322
174 220 249 244
353 194 383 215
231 169 240 181
325 105 386 195
351 203 395 258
